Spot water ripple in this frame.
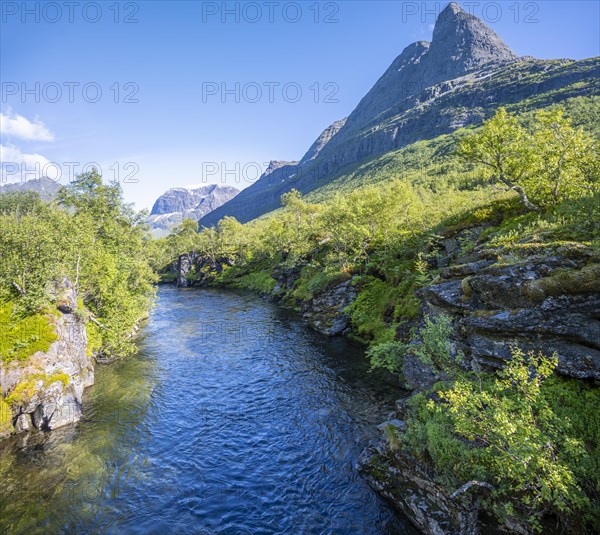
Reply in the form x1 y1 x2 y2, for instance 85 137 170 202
0 286 415 534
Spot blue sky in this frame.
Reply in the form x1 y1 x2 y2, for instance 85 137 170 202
1 0 599 211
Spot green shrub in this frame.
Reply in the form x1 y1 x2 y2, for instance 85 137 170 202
410 315 463 373
237 271 276 294
367 341 407 373
345 277 398 344
403 348 599 532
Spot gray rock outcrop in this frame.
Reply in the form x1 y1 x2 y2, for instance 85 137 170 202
300 278 356 336
0 278 94 438
299 118 348 165
412 234 600 386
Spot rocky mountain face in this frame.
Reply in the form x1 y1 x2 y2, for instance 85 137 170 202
340 1 517 138
147 184 239 235
299 118 347 165
0 176 61 201
198 162 297 228
200 2 600 226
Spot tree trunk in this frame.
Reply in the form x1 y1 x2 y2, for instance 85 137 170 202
497 172 541 212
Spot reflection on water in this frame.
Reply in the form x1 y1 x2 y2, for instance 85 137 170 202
0 286 415 534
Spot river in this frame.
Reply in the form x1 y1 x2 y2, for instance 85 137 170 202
0 286 415 534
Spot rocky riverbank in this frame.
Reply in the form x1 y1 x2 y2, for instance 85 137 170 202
0 278 94 439
362 226 600 535
168 221 600 535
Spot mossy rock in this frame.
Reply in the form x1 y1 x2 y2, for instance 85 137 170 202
460 276 474 301
526 264 600 301
0 396 13 437
6 371 69 407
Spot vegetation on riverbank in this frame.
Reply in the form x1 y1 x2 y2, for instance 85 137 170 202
152 100 600 533
0 171 157 363
152 99 599 345
400 343 600 532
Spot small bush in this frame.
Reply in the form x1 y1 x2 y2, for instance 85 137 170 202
410 315 462 373
367 341 407 373
403 348 600 532
345 277 398 344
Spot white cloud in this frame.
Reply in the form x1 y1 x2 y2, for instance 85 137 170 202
0 110 55 141
0 143 52 183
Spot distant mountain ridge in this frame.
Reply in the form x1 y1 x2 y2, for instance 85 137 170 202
147 184 239 235
0 177 61 201
0 178 239 237
200 2 600 227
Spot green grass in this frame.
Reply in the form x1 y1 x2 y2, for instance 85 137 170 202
344 277 407 344
0 301 58 363
236 271 277 294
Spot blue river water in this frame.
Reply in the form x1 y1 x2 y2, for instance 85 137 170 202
0 286 416 534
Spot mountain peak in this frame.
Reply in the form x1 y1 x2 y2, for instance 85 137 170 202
430 2 517 74
150 184 239 216
333 2 518 138
441 1 463 16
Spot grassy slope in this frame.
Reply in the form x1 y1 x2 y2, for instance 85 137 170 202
309 95 600 202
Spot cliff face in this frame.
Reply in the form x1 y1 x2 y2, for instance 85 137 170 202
299 118 347 165
0 278 94 439
199 2 600 226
